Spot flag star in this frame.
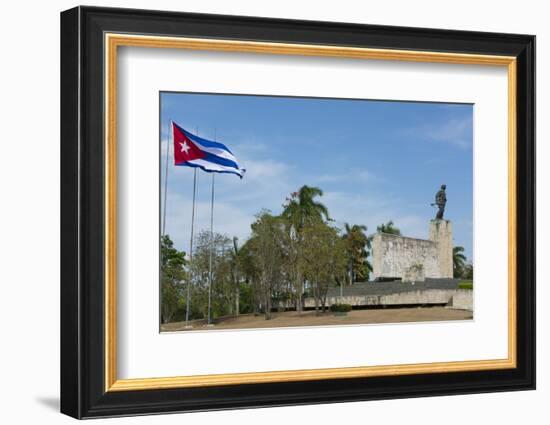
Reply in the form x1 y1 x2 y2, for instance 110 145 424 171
180 141 190 155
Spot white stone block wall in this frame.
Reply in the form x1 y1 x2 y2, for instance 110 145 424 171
372 220 453 280
372 233 439 279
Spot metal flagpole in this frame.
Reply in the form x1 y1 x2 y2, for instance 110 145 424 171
160 118 171 328
185 127 199 327
207 128 217 326
185 168 198 327
207 172 215 325
161 119 171 236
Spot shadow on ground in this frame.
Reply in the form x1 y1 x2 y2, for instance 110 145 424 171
35 396 59 412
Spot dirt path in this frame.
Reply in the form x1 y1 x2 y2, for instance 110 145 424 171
161 307 472 332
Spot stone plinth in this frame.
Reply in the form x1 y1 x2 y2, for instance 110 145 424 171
429 219 453 278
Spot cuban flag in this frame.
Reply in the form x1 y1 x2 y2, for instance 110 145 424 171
172 121 245 178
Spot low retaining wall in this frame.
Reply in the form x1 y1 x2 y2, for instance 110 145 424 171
448 290 474 311
304 288 473 311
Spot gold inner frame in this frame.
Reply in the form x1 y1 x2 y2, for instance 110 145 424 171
104 33 517 392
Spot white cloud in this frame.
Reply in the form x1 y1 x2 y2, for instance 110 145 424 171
402 116 473 150
164 193 255 254
423 117 472 149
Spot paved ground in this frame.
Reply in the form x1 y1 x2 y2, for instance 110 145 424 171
161 306 472 332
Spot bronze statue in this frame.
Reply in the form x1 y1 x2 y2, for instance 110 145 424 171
431 184 447 219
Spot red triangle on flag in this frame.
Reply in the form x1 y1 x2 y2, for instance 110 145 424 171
173 124 206 164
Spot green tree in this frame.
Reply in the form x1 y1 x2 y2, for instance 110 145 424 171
462 262 474 280
248 210 286 320
301 222 347 313
453 246 467 278
281 185 331 312
160 234 187 324
236 238 261 314
190 230 233 320
236 282 256 314
342 223 373 285
376 220 401 235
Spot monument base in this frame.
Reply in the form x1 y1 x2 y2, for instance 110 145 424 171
429 219 453 279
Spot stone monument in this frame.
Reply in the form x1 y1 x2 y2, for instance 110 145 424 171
371 186 453 282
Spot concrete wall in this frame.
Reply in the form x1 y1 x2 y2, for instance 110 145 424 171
449 290 473 311
303 288 473 311
372 219 453 280
402 263 426 283
372 233 440 280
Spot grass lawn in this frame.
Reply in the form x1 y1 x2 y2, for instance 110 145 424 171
458 280 473 290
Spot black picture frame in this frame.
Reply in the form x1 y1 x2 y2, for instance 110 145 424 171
61 6 535 419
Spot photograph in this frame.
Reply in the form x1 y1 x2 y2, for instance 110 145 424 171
159 92 474 332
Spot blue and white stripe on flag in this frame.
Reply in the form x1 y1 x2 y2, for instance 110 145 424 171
172 122 245 178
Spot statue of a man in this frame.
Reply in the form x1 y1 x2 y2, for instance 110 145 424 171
432 184 447 219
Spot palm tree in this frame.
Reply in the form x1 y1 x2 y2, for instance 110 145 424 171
282 185 330 229
376 220 401 235
342 223 373 286
453 246 467 278
282 185 330 312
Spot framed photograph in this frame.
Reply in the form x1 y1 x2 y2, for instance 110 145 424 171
60 6 535 419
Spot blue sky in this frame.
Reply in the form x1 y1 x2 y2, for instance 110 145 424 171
160 92 473 263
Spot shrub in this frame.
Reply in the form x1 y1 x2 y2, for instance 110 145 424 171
330 303 352 313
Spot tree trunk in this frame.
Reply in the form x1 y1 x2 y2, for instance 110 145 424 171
313 283 319 314
253 286 261 316
296 273 303 313
264 291 272 320
235 286 240 316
